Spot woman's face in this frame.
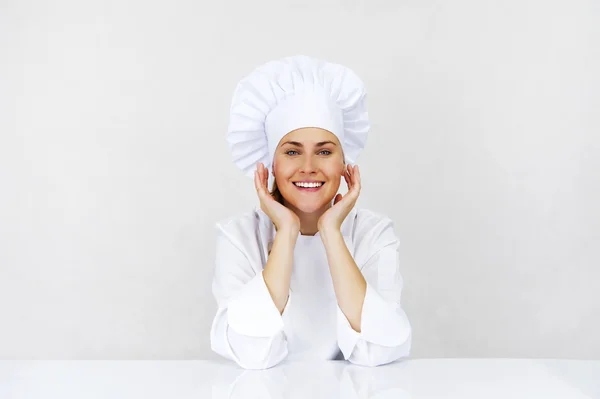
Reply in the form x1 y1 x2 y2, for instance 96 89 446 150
272 127 345 213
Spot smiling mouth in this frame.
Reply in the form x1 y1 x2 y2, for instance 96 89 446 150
293 182 325 191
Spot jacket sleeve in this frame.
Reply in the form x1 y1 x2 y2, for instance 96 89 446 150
336 220 412 366
210 223 292 370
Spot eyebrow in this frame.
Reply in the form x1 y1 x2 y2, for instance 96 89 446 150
280 140 337 147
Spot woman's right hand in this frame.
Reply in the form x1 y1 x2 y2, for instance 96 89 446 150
254 162 300 234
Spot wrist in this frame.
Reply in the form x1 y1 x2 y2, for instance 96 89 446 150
319 225 342 239
277 226 300 240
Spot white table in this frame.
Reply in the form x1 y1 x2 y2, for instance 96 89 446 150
1 359 598 398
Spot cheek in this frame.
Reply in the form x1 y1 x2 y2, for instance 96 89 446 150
273 165 293 181
328 178 342 193
329 163 345 180
273 156 293 175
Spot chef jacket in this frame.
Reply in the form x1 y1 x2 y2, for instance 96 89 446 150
210 206 412 369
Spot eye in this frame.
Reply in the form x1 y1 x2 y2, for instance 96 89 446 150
319 150 332 155
285 150 299 156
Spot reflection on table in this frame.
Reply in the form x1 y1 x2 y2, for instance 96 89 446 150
1 359 598 398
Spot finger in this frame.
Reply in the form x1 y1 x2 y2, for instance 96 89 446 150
347 164 354 185
263 166 270 191
254 165 260 186
350 165 357 186
258 163 265 188
256 165 269 198
254 169 264 197
343 170 351 189
347 164 352 178
352 166 361 194
344 166 355 194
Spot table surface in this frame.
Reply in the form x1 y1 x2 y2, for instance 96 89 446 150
1 358 599 398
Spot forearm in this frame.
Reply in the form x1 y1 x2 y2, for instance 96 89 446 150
320 228 366 332
262 227 298 313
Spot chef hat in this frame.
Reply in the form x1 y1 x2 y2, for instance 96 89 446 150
226 55 370 186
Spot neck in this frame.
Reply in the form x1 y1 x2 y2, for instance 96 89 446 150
283 200 333 236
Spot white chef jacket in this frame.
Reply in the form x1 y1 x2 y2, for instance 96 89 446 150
210 206 412 370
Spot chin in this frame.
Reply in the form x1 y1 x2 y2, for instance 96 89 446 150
293 201 328 214
280 182 338 214
284 195 334 214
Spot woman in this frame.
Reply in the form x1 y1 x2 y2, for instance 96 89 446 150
210 55 412 370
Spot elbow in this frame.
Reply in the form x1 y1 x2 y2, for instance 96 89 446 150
210 314 288 370
350 346 411 367
212 340 288 370
389 327 412 362
386 339 412 365
234 353 287 370
230 338 289 370
376 327 413 366
348 329 412 367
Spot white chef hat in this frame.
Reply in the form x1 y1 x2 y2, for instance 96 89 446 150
226 55 370 186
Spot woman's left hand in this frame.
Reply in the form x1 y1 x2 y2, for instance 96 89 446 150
318 164 361 233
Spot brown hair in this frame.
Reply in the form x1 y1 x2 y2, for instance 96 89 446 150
269 178 284 204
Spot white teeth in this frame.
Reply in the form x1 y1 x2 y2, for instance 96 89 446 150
294 182 323 188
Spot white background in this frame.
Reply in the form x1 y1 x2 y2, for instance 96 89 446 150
1 0 599 359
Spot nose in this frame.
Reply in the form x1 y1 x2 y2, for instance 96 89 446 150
299 154 318 174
